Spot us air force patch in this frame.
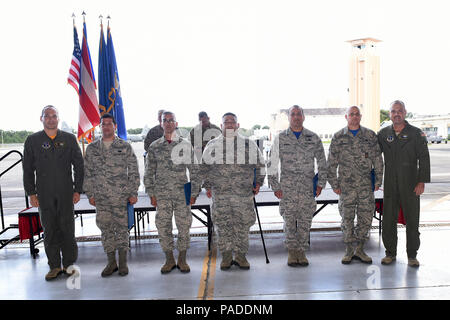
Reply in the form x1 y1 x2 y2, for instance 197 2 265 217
400 134 408 139
42 141 51 149
387 136 394 143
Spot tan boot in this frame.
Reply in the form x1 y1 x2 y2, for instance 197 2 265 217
177 250 190 273
220 251 233 270
118 249 129 276
353 242 372 264
101 251 118 277
381 255 396 265
161 251 176 274
297 250 309 266
287 249 298 267
45 268 63 281
408 258 420 267
234 253 250 269
341 245 354 265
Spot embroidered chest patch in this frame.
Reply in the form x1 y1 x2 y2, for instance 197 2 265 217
42 141 51 149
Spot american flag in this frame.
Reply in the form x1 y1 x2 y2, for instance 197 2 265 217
67 26 81 93
68 23 100 142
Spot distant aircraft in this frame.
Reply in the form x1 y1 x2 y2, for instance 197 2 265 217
61 121 74 134
127 134 143 142
127 125 149 143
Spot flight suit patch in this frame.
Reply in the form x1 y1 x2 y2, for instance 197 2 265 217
42 142 51 149
387 136 394 143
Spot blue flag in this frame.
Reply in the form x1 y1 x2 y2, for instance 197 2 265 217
98 24 111 116
106 26 127 140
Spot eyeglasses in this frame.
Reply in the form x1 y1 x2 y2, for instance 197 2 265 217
163 119 176 123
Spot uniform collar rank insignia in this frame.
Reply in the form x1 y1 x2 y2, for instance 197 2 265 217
387 136 394 143
42 141 51 149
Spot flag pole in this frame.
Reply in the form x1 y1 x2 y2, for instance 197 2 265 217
81 135 85 157
81 11 87 152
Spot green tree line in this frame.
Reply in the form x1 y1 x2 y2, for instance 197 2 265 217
0 130 33 144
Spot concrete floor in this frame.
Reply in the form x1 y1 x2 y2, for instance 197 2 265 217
1 226 450 300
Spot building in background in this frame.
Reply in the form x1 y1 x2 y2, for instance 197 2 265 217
408 114 450 139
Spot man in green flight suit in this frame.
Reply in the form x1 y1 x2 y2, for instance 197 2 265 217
377 100 430 267
23 105 84 280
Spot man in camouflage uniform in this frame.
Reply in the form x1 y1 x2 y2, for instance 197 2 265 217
144 111 200 274
327 106 383 264
268 105 327 267
189 111 221 162
202 112 265 270
378 100 430 267
144 109 165 152
83 113 140 277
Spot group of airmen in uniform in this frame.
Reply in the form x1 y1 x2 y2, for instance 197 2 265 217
22 100 430 281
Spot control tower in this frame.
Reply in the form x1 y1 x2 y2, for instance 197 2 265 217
347 38 381 132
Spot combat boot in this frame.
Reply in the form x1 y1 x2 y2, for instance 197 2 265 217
118 249 129 276
381 255 396 265
161 251 176 274
45 268 63 281
101 251 118 277
287 249 298 267
234 253 250 270
353 242 372 264
220 251 233 270
297 250 309 266
341 244 354 265
177 250 190 273
408 258 420 268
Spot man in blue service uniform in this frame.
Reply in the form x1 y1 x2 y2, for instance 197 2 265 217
377 100 430 267
23 105 84 280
